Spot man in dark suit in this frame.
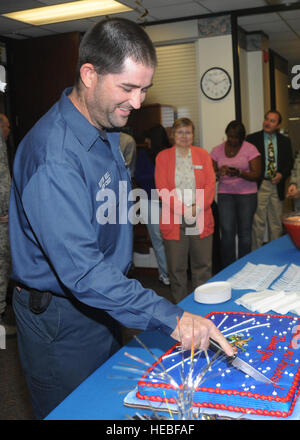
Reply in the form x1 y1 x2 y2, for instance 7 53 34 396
246 110 293 249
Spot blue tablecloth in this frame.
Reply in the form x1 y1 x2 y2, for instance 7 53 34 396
45 235 300 420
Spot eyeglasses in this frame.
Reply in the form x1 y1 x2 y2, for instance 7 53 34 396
175 130 193 136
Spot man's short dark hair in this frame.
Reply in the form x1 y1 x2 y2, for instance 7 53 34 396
75 18 157 84
265 110 282 125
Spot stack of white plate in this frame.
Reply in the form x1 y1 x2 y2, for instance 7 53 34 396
194 281 232 304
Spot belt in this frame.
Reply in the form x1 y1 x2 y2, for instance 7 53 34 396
16 283 65 298
16 284 66 314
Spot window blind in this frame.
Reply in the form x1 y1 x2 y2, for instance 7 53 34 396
145 43 200 145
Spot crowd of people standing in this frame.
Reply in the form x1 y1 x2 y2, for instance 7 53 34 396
134 109 294 304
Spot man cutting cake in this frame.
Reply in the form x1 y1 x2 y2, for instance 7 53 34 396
9 18 233 420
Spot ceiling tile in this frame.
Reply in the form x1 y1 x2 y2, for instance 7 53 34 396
286 18 300 31
42 18 95 33
136 0 195 6
0 16 32 33
38 0 77 4
89 10 141 22
196 0 266 13
11 26 56 37
0 0 299 66
241 19 291 33
146 2 209 20
280 9 300 19
238 13 281 26
0 0 42 14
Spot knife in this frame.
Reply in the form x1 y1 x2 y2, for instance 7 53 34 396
209 338 273 384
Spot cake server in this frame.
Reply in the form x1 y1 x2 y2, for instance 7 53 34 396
209 338 273 384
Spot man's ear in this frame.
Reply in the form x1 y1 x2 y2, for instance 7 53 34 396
79 63 97 89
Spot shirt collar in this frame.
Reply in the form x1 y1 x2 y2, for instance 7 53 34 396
264 131 276 141
58 87 105 151
176 146 192 158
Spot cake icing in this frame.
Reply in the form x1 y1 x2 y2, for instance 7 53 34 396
137 312 300 418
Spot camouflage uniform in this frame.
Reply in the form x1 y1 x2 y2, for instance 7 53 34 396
0 130 11 317
119 132 136 178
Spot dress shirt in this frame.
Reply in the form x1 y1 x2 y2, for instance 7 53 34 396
9 88 182 334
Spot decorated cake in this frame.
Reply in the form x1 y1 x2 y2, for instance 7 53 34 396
137 312 300 418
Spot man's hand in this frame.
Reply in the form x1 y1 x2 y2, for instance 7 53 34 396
271 172 282 185
170 311 235 356
286 183 300 199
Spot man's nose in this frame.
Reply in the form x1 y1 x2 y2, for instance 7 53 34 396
128 90 143 110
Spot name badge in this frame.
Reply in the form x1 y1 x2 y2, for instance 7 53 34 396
193 165 203 170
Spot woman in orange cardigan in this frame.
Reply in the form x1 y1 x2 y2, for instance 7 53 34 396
155 118 216 303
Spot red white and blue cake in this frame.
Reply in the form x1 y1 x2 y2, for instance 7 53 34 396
137 312 300 418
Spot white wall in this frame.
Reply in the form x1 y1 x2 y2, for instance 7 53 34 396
239 47 250 133
196 35 236 152
145 20 198 44
246 51 265 133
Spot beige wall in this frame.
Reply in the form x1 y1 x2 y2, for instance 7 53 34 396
275 68 289 130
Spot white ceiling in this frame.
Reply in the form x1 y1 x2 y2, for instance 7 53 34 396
0 0 299 65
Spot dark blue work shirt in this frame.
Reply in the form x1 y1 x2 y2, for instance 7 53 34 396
9 88 182 334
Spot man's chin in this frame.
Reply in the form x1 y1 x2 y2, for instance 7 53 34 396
113 116 130 129
101 121 127 131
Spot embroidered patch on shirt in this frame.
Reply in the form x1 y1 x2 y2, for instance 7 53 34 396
98 172 112 190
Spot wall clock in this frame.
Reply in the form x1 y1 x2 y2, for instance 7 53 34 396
200 67 232 101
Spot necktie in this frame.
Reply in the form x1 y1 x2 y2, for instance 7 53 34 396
267 135 276 179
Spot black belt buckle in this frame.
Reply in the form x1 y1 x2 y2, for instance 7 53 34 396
29 289 52 314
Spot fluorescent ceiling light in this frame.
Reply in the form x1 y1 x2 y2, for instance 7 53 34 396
2 0 132 26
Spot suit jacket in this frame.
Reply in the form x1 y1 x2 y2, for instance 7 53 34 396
155 145 215 240
246 130 293 201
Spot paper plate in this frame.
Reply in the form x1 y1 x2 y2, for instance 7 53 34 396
194 281 231 304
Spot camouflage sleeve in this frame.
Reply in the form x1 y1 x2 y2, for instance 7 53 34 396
0 131 11 217
119 133 136 178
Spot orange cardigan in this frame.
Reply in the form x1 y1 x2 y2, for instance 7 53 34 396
155 146 215 240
